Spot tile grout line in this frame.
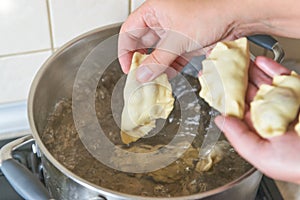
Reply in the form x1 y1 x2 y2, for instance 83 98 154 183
46 0 55 53
128 0 132 14
0 49 52 58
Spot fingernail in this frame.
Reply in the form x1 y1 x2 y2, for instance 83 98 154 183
137 66 154 82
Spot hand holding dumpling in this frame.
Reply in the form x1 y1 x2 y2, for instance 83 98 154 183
215 57 300 184
251 71 300 138
198 38 300 138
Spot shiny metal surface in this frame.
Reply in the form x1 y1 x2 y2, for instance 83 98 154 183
272 43 285 63
0 135 33 166
28 23 263 200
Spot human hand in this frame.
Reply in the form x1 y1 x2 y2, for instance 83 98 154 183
215 56 300 184
118 0 242 82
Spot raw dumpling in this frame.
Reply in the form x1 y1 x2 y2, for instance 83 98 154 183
120 52 174 144
195 141 230 172
111 141 230 182
251 71 300 138
198 37 250 119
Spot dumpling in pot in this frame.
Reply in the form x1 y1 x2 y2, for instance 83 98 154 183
198 37 250 119
251 71 300 138
195 141 230 172
120 52 175 144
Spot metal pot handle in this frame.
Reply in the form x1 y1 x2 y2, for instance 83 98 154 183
0 135 52 200
247 34 285 63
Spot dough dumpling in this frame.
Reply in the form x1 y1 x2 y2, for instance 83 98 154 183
251 71 300 138
195 141 230 172
120 52 174 144
198 37 250 119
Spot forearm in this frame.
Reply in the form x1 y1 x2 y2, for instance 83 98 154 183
225 0 300 38
119 0 300 76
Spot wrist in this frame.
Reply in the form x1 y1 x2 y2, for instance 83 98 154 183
228 0 300 38
223 0 268 37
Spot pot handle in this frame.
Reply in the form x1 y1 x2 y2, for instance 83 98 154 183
247 34 285 63
0 135 52 200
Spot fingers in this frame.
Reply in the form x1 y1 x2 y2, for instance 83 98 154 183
118 3 161 73
118 25 148 73
255 56 291 77
173 56 190 69
138 29 160 48
119 13 183 79
171 60 185 72
118 51 134 74
164 67 179 79
244 111 257 132
246 83 258 104
248 57 291 88
118 29 160 74
215 115 267 164
136 30 191 82
136 49 179 82
248 61 272 87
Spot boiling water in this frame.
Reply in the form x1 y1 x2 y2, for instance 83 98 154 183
41 62 251 197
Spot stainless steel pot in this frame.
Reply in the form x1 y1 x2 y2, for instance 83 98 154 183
0 23 284 200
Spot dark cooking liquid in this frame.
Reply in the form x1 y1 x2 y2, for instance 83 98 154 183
41 61 252 197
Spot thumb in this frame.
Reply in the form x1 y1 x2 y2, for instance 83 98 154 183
136 30 194 82
255 56 291 77
214 115 267 165
136 48 179 82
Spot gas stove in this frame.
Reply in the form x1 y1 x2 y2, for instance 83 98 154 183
0 138 40 200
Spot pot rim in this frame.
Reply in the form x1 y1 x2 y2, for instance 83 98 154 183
28 23 259 200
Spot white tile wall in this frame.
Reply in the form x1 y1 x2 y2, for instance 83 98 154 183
0 0 51 55
49 0 129 47
0 0 300 105
0 51 51 103
131 0 145 12
0 0 131 103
